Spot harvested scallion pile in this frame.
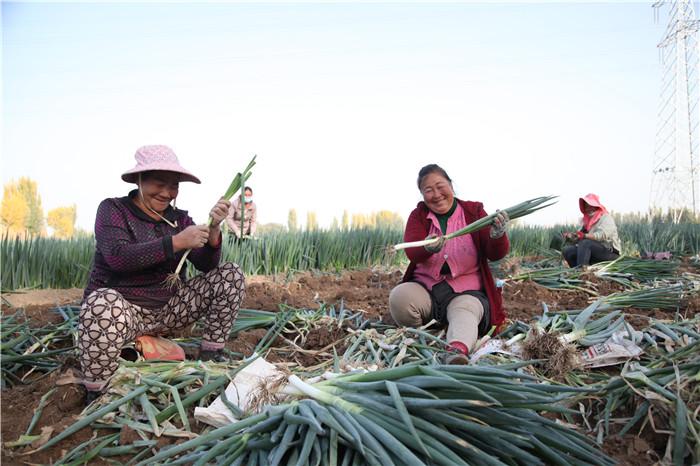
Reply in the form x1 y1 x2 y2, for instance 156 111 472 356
138 364 613 466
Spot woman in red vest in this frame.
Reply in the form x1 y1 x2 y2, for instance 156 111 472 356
389 164 510 364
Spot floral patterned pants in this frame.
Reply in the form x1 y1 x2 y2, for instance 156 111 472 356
78 262 245 389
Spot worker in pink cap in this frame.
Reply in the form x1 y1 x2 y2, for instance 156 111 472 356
562 193 621 267
79 145 246 404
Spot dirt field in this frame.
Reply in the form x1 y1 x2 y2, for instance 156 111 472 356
1 268 695 465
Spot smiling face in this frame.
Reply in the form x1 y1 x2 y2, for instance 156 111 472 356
420 172 455 215
139 171 180 213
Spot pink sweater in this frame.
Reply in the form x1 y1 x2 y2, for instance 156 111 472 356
402 198 509 330
413 203 482 292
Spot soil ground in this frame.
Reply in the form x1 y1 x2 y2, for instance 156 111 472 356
1 267 696 465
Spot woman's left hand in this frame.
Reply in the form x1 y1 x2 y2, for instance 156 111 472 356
490 210 509 239
209 198 231 227
207 198 230 247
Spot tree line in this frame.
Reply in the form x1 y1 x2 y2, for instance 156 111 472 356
0 178 77 238
285 209 403 232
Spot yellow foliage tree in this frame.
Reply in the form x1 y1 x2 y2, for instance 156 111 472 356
352 213 375 228
0 186 29 236
347 211 403 229
306 211 318 231
374 210 404 229
47 205 77 238
288 208 298 232
1 178 45 236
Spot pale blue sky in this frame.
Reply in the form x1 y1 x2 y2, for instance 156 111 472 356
2 2 672 231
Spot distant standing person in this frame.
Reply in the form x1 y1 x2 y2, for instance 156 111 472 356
562 193 621 267
227 186 257 239
389 164 510 364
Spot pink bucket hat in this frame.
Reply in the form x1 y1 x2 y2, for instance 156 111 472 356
122 145 201 184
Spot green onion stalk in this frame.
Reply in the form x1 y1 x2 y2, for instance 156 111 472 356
166 155 256 288
641 316 699 353
393 195 558 251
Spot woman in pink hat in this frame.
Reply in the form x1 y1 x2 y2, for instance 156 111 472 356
79 145 246 404
562 193 621 267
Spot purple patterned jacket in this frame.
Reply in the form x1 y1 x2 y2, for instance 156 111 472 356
83 190 222 309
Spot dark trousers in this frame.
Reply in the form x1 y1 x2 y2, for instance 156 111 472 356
563 239 619 267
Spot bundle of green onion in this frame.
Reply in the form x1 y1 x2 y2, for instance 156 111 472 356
591 255 679 287
1 307 78 388
341 326 447 369
598 283 686 311
393 195 558 251
139 364 613 466
229 305 364 338
534 301 628 347
511 265 597 294
167 155 257 288
30 359 247 458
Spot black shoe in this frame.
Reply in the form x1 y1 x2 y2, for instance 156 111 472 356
85 390 101 406
198 349 229 363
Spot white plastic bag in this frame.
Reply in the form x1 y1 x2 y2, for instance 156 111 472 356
194 356 284 427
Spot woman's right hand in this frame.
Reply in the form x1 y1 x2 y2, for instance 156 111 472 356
173 225 210 251
424 235 446 253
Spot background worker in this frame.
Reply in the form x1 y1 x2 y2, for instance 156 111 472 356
562 193 621 267
227 186 257 239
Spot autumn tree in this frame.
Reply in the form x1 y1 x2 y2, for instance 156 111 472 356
47 205 77 238
287 208 298 232
374 210 404 229
0 178 45 236
0 184 29 236
346 211 403 229
352 213 374 228
306 211 318 231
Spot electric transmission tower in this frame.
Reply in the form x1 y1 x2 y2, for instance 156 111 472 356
650 0 700 218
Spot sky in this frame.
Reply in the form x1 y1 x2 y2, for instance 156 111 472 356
0 1 677 231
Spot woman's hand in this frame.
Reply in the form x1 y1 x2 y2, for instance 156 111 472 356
209 198 231 227
489 210 509 239
207 198 230 247
173 225 210 251
424 235 446 253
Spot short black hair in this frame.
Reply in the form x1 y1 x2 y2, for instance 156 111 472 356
417 164 452 190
